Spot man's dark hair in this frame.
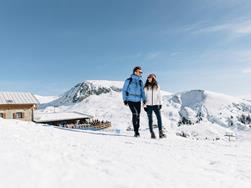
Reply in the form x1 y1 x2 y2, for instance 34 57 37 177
133 66 142 73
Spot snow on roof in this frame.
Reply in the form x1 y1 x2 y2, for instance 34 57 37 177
0 92 39 105
33 111 93 123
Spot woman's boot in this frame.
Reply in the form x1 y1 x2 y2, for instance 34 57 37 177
159 130 166 138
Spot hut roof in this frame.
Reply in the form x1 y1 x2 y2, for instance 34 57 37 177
0 92 39 105
33 111 93 123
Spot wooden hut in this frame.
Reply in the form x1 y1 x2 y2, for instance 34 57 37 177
0 92 39 121
33 111 93 126
34 111 111 129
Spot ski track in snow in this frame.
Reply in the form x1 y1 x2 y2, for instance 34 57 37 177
0 119 251 188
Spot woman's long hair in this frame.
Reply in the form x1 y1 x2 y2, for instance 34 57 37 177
144 74 159 90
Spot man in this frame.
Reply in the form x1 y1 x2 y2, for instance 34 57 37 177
122 66 146 137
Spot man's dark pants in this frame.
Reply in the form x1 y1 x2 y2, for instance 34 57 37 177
128 101 141 134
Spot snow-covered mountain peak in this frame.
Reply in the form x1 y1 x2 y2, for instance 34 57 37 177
171 90 206 107
168 90 251 129
170 89 245 108
45 80 123 106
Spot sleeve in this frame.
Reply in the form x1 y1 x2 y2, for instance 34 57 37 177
144 88 148 102
122 79 129 101
157 86 162 105
141 84 146 101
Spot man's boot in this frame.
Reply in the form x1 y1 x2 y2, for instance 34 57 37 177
151 131 156 139
134 132 140 137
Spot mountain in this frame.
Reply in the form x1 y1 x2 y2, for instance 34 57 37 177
167 90 251 130
37 80 251 139
44 80 123 107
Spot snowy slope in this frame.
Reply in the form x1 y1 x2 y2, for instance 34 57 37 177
36 80 251 140
35 95 59 104
0 118 251 188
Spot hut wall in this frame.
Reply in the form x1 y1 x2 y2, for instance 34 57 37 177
0 104 35 121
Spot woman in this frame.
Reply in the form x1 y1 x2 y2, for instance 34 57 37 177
144 74 166 139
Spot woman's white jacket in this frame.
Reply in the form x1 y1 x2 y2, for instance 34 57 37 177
144 86 162 106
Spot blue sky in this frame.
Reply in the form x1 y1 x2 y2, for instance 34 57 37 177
1 0 251 97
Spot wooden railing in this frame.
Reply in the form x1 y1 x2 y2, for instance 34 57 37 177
64 122 112 130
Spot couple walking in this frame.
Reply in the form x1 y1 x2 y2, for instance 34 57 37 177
122 66 166 139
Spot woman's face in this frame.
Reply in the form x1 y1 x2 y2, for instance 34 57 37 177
148 77 153 83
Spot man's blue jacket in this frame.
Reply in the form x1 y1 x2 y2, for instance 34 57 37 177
122 74 146 103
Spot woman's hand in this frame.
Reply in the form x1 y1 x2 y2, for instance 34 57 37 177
143 105 147 112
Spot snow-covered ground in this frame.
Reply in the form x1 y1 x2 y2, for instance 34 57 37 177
2 80 251 188
0 118 251 188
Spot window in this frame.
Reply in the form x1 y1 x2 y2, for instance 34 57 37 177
6 99 13 104
0 113 4 118
14 112 24 119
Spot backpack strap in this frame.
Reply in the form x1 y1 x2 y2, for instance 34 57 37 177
125 78 132 96
139 80 142 87
127 77 133 84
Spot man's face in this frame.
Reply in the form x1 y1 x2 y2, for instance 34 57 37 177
134 69 143 76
